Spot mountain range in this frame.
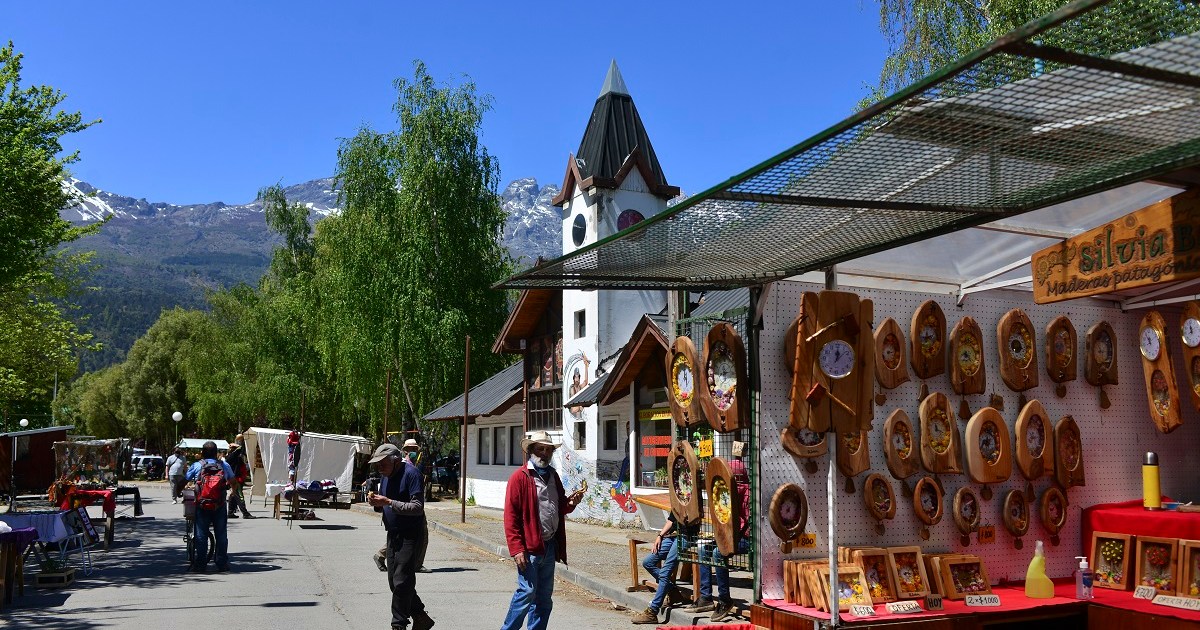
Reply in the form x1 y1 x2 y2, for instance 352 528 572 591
63 177 563 372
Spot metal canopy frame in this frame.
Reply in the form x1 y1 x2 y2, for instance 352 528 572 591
499 0 1200 291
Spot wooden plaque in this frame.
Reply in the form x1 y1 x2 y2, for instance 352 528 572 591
780 425 828 460
706 457 738 556
667 439 702 526
910 300 946 380
952 486 981 536
1091 531 1133 590
1014 399 1054 482
919 392 962 474
768 483 808 545
940 556 992 600
863 473 896 522
997 308 1039 392
1139 310 1183 433
853 548 898 603
875 317 910 390
913 476 944 527
1084 321 1118 387
1044 316 1078 385
813 290 874 434
883 409 920 481
1136 536 1180 596
818 565 874 611
789 292 827 432
1039 486 1068 538
1180 301 1200 412
1002 489 1030 541
701 322 748 433
949 317 986 395
836 430 871 480
964 406 1012 485
1054 415 1085 489
666 336 705 427
887 546 931 599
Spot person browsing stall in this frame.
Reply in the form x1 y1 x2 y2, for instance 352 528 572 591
367 443 435 630
685 441 752 622
184 441 235 573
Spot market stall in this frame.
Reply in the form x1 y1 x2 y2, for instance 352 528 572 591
242 427 371 502
0 426 74 502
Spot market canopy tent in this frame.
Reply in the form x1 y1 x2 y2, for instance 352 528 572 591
175 438 230 451
242 428 372 497
0 425 74 496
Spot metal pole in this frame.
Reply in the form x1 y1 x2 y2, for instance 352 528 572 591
384 369 392 442
461 335 470 524
825 266 840 627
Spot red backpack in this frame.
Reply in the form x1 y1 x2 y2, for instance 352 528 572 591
196 460 228 510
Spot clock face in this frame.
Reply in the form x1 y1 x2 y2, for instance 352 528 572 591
1140 326 1162 361
1092 331 1113 368
1052 328 1072 368
670 354 694 405
881 333 901 370
1008 324 1032 367
891 423 912 458
979 421 1001 465
1184 318 1200 348
918 317 941 358
707 342 738 411
818 339 855 379
957 333 981 375
1025 417 1045 458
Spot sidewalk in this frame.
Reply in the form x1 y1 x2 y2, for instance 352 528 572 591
352 496 755 626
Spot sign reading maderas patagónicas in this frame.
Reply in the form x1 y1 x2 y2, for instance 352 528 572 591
1032 189 1200 304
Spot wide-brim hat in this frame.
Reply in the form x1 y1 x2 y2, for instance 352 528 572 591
369 443 402 464
402 439 419 450
520 431 559 453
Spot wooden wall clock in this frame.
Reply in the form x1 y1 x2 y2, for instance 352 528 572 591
863 473 896 535
1054 415 1085 489
952 487 981 546
667 439 702 526
1180 301 1200 412
1044 316 1077 398
997 308 1039 405
918 392 962 475
1084 321 1118 409
768 483 809 552
1014 398 1054 499
1138 310 1183 433
949 317 986 419
811 290 874 434
1039 486 1067 546
964 406 1012 498
836 430 871 494
1002 489 1030 549
883 409 920 493
702 322 748 433
910 300 947 398
666 336 704 427
780 426 826 474
788 292 828 433
706 457 739 556
874 317 910 404
912 475 944 540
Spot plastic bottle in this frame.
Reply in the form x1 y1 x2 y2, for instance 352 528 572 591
1025 540 1055 599
1074 556 1094 599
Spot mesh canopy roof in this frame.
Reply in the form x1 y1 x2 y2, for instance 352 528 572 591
500 0 1200 290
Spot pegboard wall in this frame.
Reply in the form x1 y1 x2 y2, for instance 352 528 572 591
757 280 1200 601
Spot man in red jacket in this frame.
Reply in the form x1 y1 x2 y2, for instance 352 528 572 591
501 431 584 630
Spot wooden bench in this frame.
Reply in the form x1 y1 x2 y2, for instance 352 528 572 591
625 532 695 597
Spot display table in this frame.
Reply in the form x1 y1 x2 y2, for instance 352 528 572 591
1081 499 1200 557
0 512 70 545
60 489 116 549
0 528 36 610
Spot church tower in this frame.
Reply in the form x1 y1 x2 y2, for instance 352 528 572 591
555 61 678 462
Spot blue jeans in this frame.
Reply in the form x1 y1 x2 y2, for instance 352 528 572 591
698 538 750 602
193 506 228 569
501 537 557 630
641 535 681 612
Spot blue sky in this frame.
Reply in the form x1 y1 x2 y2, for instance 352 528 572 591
8 2 889 204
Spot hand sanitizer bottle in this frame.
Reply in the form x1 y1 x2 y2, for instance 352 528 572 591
1075 556 1094 599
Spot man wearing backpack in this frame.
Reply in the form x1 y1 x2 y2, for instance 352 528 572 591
185 440 235 573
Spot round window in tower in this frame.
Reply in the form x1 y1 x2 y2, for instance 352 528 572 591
617 209 645 231
571 214 587 247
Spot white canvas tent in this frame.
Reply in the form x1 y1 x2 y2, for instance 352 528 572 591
242 428 372 498
176 438 230 451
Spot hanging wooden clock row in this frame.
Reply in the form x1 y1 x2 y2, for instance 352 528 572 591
664 324 748 433
1138 310 1183 434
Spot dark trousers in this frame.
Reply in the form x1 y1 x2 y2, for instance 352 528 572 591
227 482 251 516
386 521 428 627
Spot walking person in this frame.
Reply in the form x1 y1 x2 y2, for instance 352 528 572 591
224 436 255 519
185 440 234 573
367 443 435 630
166 447 187 504
501 431 585 630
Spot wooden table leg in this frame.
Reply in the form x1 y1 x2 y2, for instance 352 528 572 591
105 514 115 550
628 539 639 591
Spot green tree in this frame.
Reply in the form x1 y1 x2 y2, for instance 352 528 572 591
119 307 208 449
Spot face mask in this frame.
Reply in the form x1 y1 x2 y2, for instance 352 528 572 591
406 452 418 462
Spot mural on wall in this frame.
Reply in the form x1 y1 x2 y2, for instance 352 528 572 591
556 441 639 524
565 351 590 418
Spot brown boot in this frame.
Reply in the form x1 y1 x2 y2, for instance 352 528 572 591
630 607 659 624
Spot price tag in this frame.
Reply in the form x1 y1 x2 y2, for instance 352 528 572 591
1133 585 1158 600
965 594 1001 607
798 532 817 548
697 439 713 458
923 594 944 611
977 525 996 544
886 600 924 614
850 605 876 617
1152 594 1200 611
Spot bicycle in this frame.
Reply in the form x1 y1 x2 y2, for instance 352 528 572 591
182 488 215 567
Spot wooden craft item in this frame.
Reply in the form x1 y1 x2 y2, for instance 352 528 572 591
875 317 910 392
853 548 898 603
964 406 1012 495
1135 536 1180 596
1091 531 1133 590
887 546 931 599
913 475 944 540
1039 486 1067 546
939 556 992 600
910 300 946 381
863 473 896 535
818 566 874 611
924 554 948 596
1054 415 1085 489
812 290 874 434
789 292 828 433
666 336 705 427
952 487 981 546
997 308 1039 396
1084 321 1118 408
1176 540 1200 598
1180 301 1200 413
1002 489 1030 549
949 317 986 401
667 440 701 526
918 392 962 475
883 409 920 485
1014 399 1054 497
836 430 871 493
768 483 809 552
706 457 738 556
780 426 827 473
1139 310 1183 433
701 322 748 433
1044 316 1078 398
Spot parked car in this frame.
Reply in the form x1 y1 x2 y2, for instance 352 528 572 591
132 455 164 480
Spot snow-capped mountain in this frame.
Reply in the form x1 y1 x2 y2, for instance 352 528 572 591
501 177 561 264
63 177 342 224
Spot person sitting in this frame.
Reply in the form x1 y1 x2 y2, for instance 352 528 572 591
685 442 751 622
630 514 690 624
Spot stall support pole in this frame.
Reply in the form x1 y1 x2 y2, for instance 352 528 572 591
825 266 840 627
461 335 470 524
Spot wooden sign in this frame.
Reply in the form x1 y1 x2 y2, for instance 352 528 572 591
949 317 986 395
1180 301 1200 412
837 430 871 480
875 317 910 390
667 440 701 526
1054 415 1086 489
997 309 1039 392
1014 399 1054 482
1138 310 1183 433
666 336 704 427
919 392 962 474
1084 321 1119 386
883 409 920 481
1031 188 1200 304
1044 316 1078 394
706 457 738 556
910 300 946 380
964 406 1012 486
701 322 748 433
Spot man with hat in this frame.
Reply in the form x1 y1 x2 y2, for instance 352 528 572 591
224 435 255 519
500 431 585 630
368 442 435 630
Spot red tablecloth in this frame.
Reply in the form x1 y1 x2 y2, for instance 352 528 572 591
1067 580 1200 622
61 489 116 518
763 584 1083 623
1081 499 1200 560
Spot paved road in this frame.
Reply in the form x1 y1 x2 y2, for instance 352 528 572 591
5 483 639 629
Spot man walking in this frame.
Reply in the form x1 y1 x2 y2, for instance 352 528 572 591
166 447 187 504
501 431 584 630
367 443 435 630
224 436 255 519
185 441 234 573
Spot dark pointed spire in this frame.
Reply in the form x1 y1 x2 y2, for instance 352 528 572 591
598 59 630 97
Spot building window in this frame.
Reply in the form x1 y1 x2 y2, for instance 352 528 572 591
574 421 586 450
494 427 508 466
574 309 586 339
510 426 523 465
527 388 563 432
603 416 619 451
636 407 672 489
478 427 492 465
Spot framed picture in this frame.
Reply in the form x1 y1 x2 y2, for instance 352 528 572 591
73 506 98 545
817 566 874 611
1179 540 1200 598
887 546 930 599
1135 536 1179 595
853 548 897 603
1091 531 1132 590
940 556 992 600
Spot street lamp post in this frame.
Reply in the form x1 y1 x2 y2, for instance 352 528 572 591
19 418 28 428
172 411 183 448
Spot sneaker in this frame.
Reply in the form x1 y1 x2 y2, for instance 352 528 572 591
684 597 716 613
665 586 686 608
416 565 431 573
242 513 257 519
630 607 659 624
711 602 735 622
228 513 240 519
412 613 435 630
373 551 388 572
172 498 178 504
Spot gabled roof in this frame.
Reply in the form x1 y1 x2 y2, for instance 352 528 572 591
598 314 671 406
552 61 679 206
423 361 524 422
690 289 751 320
492 288 559 354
